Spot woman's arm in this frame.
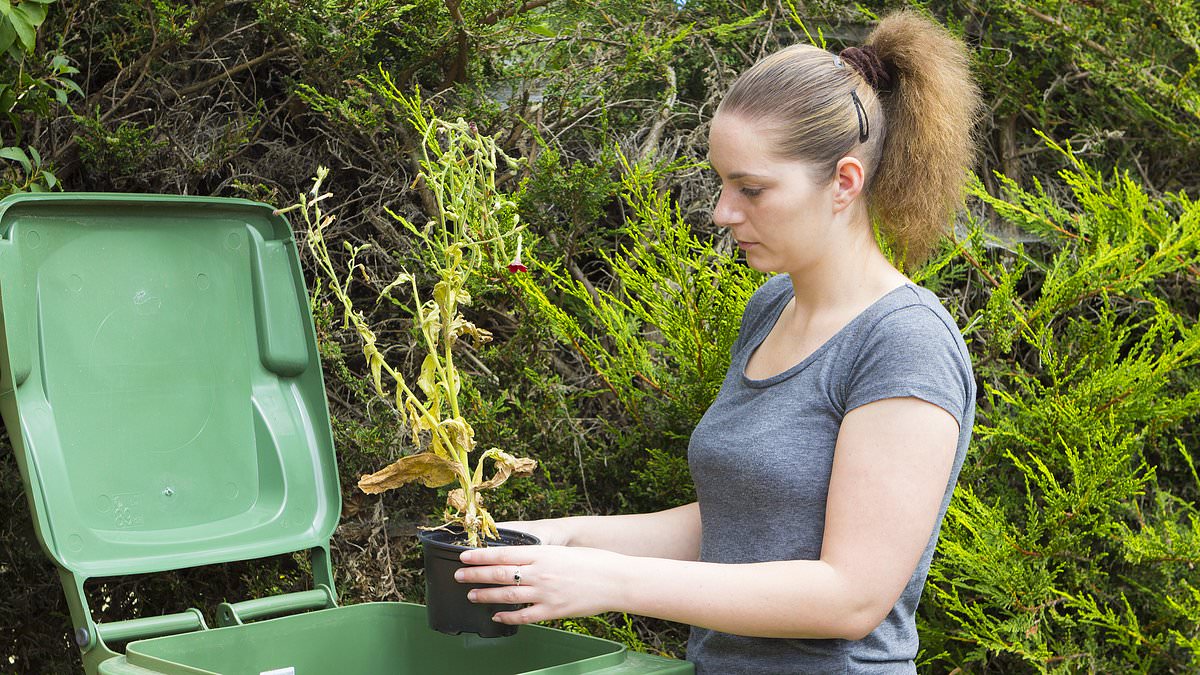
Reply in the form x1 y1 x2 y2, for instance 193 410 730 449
460 396 959 640
504 502 701 561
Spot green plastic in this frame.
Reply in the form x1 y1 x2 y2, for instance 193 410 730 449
96 610 208 645
96 603 691 675
0 192 692 675
0 193 340 578
217 587 337 627
0 193 341 669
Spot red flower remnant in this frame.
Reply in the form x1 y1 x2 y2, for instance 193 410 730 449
506 233 526 273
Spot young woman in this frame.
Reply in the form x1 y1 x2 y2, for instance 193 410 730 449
456 11 981 673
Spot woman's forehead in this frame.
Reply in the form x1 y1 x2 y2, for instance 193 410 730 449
708 115 843 187
708 115 772 157
708 115 798 172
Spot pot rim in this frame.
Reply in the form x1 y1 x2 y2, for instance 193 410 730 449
417 526 540 551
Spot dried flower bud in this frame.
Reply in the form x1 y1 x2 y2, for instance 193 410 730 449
506 233 526 273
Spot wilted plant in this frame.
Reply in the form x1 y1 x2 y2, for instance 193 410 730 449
282 85 533 548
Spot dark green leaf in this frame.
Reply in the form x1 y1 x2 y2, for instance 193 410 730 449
13 2 47 27
0 20 16 55
0 146 31 173
8 12 33 52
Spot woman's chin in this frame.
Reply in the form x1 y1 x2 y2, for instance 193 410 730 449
741 251 778 273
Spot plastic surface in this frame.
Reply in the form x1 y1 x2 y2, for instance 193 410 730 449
97 603 692 675
0 193 340 578
96 609 207 644
420 527 540 637
217 587 336 626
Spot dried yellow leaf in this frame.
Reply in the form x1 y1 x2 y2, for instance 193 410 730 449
418 353 438 397
476 449 537 490
441 418 474 453
366 348 384 398
451 318 494 347
357 452 459 494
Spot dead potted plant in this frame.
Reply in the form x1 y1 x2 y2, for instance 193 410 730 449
281 83 537 638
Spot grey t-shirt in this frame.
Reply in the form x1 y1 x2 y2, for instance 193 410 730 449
686 274 975 674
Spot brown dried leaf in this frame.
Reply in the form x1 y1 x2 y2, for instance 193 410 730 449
451 318 494 347
476 449 537 490
357 452 459 494
447 488 468 513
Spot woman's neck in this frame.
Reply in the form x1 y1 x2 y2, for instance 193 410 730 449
785 227 907 329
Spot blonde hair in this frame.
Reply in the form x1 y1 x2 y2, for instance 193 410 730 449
715 11 982 268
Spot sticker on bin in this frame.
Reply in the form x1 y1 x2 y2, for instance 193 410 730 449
260 668 295 675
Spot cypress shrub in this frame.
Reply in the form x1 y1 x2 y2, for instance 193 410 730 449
917 139 1200 672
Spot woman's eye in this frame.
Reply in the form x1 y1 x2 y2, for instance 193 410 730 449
740 187 764 198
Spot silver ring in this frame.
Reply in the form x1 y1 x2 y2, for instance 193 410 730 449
513 569 522 586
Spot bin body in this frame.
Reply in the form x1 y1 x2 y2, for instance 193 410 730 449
96 603 691 675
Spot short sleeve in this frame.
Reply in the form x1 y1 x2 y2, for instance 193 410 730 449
844 305 972 425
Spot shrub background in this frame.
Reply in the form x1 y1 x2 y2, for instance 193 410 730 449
1 0 1198 672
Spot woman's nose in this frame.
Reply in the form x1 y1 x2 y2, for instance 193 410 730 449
712 190 740 229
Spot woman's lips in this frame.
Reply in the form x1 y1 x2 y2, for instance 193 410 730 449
737 241 757 251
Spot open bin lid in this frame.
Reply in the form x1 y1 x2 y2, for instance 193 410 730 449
0 193 340 580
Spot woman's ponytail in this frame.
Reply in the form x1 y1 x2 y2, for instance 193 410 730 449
865 12 983 268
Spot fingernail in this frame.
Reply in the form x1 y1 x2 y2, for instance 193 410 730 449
454 570 465 582
460 551 475 563
467 591 478 602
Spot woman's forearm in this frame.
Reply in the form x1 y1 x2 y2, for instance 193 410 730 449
613 555 878 640
553 502 702 560
460 544 883 639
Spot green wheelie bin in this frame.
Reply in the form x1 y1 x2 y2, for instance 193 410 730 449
0 193 692 675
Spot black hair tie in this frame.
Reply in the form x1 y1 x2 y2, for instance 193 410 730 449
838 45 893 92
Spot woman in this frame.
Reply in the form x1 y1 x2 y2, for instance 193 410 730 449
456 11 981 673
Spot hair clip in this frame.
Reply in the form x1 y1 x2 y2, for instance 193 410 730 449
850 90 869 143
833 55 843 67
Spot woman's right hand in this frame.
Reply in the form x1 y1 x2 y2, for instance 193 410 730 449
496 518 573 547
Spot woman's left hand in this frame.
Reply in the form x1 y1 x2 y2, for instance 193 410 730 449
456 545 629 625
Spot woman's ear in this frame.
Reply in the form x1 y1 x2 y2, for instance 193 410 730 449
831 156 866 214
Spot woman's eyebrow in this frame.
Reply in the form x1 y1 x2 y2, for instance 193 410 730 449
715 170 768 180
706 160 766 181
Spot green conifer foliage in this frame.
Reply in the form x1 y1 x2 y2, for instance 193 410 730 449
919 140 1200 672
513 157 763 509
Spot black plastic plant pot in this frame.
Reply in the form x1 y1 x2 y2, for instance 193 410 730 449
418 526 541 638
